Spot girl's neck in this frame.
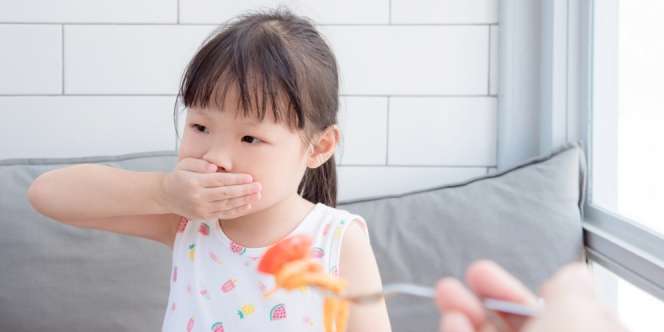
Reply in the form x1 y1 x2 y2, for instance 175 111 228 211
218 193 316 248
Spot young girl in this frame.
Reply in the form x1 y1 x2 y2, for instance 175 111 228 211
27 6 391 332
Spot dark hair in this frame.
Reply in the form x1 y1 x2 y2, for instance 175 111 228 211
173 6 340 207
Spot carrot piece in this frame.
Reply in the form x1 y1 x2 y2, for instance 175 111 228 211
323 296 338 332
336 299 350 332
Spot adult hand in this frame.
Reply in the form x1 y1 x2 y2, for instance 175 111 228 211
435 260 628 332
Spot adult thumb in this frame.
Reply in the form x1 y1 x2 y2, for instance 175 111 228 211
540 263 595 301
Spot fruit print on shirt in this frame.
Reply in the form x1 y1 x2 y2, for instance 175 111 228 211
199 223 210 236
237 304 255 319
270 303 287 321
211 322 224 332
230 241 246 255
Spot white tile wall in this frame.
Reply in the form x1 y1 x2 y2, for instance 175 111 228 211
0 25 61 94
0 1 499 200
0 96 177 158
180 0 389 25
0 0 177 23
321 25 489 95
388 97 497 166
391 0 497 24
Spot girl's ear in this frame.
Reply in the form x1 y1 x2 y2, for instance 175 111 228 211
306 125 340 168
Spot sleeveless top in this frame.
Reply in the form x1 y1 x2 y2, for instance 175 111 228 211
161 202 369 332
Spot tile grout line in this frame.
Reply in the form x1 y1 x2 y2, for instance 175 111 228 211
61 24 64 95
337 164 496 168
487 25 491 95
385 96 390 165
389 0 392 24
0 94 501 97
0 22 495 27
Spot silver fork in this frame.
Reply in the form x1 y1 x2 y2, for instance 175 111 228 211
333 283 543 317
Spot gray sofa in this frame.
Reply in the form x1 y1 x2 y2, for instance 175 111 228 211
0 142 586 331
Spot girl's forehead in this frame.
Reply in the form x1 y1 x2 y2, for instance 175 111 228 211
188 106 277 126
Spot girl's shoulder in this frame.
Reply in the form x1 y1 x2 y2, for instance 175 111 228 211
316 203 369 234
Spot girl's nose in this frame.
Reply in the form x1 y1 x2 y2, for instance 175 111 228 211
203 145 233 172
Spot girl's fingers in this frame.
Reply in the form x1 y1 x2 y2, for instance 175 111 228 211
207 182 262 200
211 192 261 211
200 171 254 188
176 157 218 173
213 204 253 220
436 278 486 328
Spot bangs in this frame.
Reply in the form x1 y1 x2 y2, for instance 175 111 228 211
177 21 307 131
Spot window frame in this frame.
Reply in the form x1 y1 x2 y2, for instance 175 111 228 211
498 0 664 302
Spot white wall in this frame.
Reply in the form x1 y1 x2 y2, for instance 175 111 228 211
0 0 498 202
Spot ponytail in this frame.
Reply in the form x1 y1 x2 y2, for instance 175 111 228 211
298 155 337 207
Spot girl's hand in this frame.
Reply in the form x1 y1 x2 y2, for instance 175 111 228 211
159 157 262 220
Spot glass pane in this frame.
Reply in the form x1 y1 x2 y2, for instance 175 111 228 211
591 262 664 332
592 0 664 236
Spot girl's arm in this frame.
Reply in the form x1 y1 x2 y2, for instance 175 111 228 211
27 164 169 222
339 220 392 332
27 164 179 247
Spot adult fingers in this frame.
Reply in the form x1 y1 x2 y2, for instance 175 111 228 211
466 260 538 330
441 311 475 332
436 278 486 329
539 263 594 301
466 260 538 304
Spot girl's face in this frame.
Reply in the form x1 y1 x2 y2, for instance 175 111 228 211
177 102 312 212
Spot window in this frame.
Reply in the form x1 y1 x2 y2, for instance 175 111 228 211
588 0 664 330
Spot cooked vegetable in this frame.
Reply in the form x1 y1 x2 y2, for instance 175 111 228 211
259 235 349 332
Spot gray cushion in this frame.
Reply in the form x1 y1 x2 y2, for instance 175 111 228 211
337 141 587 332
0 152 178 331
0 142 586 332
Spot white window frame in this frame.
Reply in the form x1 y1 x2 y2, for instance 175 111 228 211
498 0 664 301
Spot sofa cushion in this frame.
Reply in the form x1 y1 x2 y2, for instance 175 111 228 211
337 141 587 332
0 142 586 332
0 152 177 331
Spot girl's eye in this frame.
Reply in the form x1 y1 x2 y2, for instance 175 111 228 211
190 124 207 134
241 136 262 144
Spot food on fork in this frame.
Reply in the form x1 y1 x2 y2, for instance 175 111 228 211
258 234 349 332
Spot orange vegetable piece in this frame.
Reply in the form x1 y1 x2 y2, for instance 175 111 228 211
258 234 312 274
258 235 350 332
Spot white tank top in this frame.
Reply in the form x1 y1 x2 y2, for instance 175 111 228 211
161 202 369 332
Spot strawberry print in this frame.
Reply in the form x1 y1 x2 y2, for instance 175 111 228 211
186 317 194 332
311 247 325 258
322 222 331 236
230 241 246 255
199 223 210 236
177 217 188 233
208 251 222 265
